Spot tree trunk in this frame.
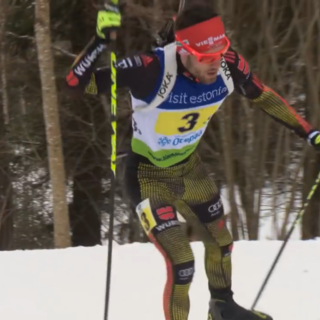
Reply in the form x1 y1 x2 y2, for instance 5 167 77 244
70 168 102 247
241 100 257 240
219 101 240 240
0 0 9 126
34 0 71 248
0 0 14 250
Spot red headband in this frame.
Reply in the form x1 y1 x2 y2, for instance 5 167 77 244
175 16 228 53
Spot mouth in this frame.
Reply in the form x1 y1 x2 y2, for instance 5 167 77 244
206 70 218 76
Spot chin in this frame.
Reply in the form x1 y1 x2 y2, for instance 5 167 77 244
200 75 217 84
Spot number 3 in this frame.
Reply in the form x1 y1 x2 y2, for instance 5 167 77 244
178 113 200 133
141 212 150 232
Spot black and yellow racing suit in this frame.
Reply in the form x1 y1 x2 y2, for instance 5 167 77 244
65 36 315 320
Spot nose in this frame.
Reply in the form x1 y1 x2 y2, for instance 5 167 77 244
210 59 221 69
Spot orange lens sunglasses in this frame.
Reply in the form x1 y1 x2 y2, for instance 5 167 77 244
175 34 230 64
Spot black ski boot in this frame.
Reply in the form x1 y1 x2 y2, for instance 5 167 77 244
208 296 273 320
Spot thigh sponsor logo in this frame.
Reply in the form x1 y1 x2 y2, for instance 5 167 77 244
156 206 175 220
191 197 224 224
208 198 223 217
156 220 179 232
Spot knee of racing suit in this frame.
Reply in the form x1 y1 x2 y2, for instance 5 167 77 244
173 260 195 285
189 194 233 247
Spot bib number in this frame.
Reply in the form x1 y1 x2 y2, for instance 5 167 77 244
136 199 157 235
155 105 219 136
178 113 200 133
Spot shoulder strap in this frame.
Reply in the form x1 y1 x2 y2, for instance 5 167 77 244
134 42 178 113
219 56 234 94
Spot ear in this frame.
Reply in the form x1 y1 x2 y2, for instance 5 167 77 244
179 53 188 66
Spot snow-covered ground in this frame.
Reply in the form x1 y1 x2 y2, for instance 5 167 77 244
1 240 320 320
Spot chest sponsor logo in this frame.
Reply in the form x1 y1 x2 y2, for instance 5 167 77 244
166 87 227 105
221 59 231 80
148 148 193 163
158 130 203 147
157 72 173 99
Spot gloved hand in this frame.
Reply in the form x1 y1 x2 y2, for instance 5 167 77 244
96 1 121 41
308 130 320 151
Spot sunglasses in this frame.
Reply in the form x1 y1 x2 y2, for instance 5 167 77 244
175 34 230 64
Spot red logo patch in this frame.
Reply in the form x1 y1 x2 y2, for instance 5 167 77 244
141 55 153 66
218 220 225 230
66 71 79 86
156 206 175 220
237 54 250 75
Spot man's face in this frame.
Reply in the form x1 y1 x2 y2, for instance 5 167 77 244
182 43 226 84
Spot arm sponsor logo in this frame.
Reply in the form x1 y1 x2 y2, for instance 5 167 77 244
74 44 106 76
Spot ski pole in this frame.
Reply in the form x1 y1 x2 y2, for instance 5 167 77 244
104 1 118 319
251 169 320 310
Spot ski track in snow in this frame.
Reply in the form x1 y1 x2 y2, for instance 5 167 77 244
0 241 320 320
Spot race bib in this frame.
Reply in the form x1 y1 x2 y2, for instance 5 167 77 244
136 199 157 235
155 104 219 136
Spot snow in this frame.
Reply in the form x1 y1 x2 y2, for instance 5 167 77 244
0 241 320 320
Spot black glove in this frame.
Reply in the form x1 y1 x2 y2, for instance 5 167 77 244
308 130 320 151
